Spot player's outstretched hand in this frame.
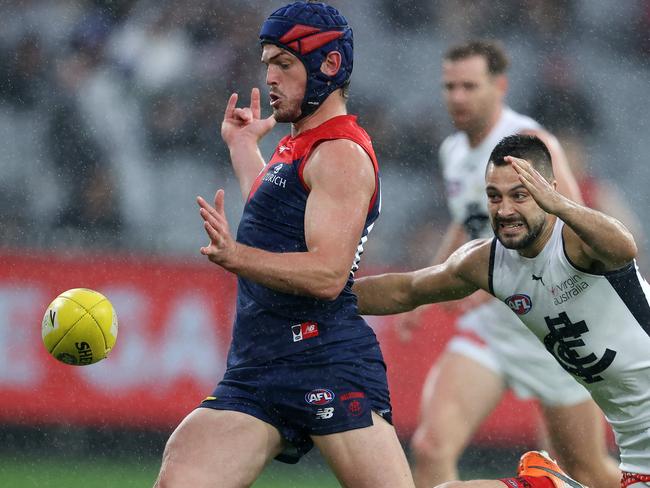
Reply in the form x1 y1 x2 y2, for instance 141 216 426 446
221 88 276 148
198 190 238 268
507 156 566 214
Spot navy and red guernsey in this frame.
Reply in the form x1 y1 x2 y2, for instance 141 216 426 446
228 115 381 367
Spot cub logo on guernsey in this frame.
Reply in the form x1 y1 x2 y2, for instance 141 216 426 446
505 294 532 315
305 388 335 405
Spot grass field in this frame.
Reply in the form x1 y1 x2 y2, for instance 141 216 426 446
0 425 521 487
0 454 341 488
0 450 518 488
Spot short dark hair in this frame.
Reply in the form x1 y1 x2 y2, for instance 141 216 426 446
341 79 350 99
444 40 509 76
488 134 554 181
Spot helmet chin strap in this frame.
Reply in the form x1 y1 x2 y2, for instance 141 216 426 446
295 66 334 122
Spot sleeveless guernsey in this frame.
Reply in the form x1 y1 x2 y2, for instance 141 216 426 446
229 115 381 367
491 218 650 473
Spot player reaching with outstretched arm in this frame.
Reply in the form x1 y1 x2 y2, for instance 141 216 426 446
404 40 619 488
355 134 650 488
154 2 415 488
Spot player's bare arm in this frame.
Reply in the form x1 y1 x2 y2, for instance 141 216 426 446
521 129 583 204
396 221 475 333
198 139 375 300
400 221 489 324
355 239 491 315
509 156 637 271
221 88 277 198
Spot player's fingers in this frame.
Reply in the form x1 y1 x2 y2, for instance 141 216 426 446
198 206 212 223
233 107 253 123
506 156 526 169
200 207 228 237
224 93 238 120
251 87 261 119
203 221 223 246
506 157 522 171
509 159 532 181
505 155 528 165
197 195 217 216
197 202 224 236
197 196 210 215
516 171 534 188
214 189 226 215
510 157 537 180
197 194 223 218
262 114 277 132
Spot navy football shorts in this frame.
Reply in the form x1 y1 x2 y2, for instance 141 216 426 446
199 335 393 463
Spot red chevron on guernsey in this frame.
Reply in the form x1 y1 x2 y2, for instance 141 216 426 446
279 24 344 55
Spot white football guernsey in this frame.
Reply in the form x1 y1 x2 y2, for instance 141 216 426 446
491 218 650 474
438 107 590 405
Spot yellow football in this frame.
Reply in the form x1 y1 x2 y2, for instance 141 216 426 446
42 288 118 365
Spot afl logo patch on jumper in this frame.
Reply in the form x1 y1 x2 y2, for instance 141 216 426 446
505 294 533 315
305 388 335 405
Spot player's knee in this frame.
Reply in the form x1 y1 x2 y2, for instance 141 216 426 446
153 466 173 488
152 474 167 488
569 461 609 485
153 455 174 487
556 449 594 473
153 435 184 487
410 425 458 465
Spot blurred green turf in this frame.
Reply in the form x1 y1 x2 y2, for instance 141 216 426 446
0 450 516 488
0 422 523 488
0 456 158 488
0 455 341 488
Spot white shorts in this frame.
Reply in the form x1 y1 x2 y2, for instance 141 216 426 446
447 298 591 407
616 427 650 476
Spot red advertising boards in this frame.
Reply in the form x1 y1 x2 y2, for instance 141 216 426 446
0 251 542 444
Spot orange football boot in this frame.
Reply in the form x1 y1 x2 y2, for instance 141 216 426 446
517 450 586 488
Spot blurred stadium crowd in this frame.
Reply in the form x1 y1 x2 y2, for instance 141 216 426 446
1 0 649 267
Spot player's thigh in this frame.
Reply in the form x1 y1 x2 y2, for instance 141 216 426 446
419 350 506 438
541 398 611 464
313 411 414 488
156 407 284 488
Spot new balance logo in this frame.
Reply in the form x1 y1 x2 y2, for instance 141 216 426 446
292 321 319 342
315 407 334 420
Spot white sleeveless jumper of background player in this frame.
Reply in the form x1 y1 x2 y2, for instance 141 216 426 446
491 218 650 473
438 107 590 405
